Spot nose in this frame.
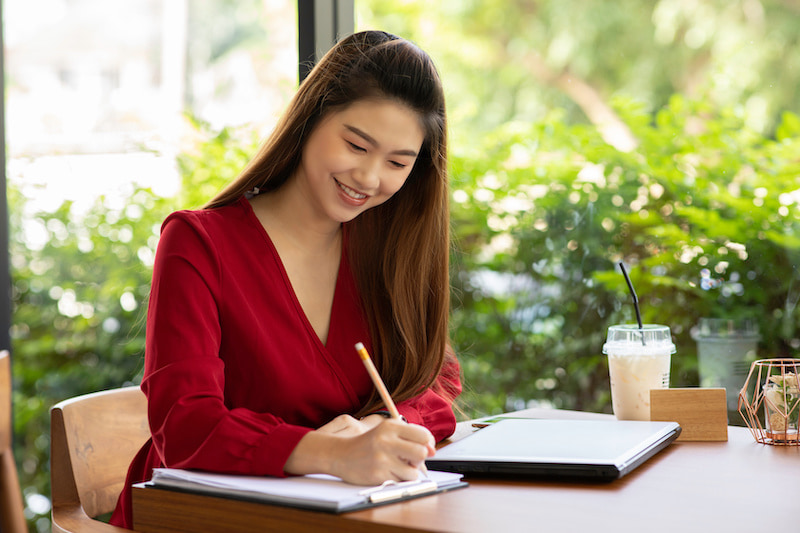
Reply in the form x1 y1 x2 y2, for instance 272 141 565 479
351 158 381 193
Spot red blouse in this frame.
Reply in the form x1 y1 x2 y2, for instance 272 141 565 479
110 197 460 528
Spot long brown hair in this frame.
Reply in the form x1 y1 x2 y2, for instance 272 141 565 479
205 31 457 416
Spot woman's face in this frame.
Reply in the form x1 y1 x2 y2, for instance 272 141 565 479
295 98 425 225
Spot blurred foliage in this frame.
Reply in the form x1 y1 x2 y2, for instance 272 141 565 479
358 0 800 147
8 184 170 531
450 96 800 416
8 119 260 530
176 116 262 209
356 0 800 418
8 1 800 531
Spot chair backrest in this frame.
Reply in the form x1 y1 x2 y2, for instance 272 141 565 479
50 386 149 532
0 350 27 533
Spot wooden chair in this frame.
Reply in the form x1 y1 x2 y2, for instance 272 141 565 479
50 386 149 532
1 350 27 533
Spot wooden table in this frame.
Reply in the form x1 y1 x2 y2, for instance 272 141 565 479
132 409 799 532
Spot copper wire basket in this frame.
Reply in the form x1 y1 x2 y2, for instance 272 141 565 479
738 358 800 445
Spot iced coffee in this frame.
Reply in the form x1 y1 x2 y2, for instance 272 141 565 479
603 325 675 421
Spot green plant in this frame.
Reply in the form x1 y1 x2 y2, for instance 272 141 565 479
450 95 800 417
9 184 171 529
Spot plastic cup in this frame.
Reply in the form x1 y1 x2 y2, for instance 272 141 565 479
691 318 759 411
602 324 676 421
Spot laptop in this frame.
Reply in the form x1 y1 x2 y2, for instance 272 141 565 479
425 418 681 481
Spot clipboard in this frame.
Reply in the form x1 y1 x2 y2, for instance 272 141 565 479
145 467 468 513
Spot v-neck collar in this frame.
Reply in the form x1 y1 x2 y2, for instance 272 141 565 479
237 196 366 410
240 196 344 348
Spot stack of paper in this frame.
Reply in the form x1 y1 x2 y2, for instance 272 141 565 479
149 468 467 513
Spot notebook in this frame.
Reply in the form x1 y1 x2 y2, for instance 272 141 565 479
426 418 681 481
145 467 467 513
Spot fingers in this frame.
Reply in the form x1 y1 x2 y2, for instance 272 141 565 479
371 420 434 472
390 419 436 457
316 414 366 436
388 461 427 482
288 418 435 485
323 420 434 485
358 413 387 430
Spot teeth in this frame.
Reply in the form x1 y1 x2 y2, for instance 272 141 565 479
336 179 367 200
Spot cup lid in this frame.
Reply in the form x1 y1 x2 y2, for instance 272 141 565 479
691 317 760 340
602 324 676 354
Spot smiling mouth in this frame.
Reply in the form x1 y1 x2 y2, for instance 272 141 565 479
334 178 368 200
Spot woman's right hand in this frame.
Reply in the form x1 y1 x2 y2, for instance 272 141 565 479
283 416 435 485
328 417 435 484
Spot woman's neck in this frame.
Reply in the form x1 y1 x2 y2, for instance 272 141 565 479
249 183 342 259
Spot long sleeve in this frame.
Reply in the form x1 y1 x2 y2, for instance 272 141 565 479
142 213 312 476
396 353 462 442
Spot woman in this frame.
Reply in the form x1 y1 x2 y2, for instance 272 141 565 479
110 30 460 528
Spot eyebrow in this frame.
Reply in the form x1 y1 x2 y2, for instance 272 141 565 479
344 125 419 157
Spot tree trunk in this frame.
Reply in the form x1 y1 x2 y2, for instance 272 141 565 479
523 52 638 152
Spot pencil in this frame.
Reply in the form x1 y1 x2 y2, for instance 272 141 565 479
355 342 402 419
354 342 429 477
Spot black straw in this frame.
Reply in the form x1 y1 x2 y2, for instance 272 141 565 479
619 262 646 345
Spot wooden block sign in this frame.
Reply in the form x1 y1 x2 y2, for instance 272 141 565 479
650 388 728 441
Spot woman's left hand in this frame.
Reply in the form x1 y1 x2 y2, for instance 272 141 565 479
315 414 374 436
316 413 392 436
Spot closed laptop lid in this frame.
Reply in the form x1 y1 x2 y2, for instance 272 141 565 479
426 418 681 481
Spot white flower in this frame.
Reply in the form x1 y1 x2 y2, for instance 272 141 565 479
768 372 800 395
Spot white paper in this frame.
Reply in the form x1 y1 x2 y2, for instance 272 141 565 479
150 468 464 512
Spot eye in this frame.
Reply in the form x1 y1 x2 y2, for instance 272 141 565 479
347 141 366 152
388 160 407 169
